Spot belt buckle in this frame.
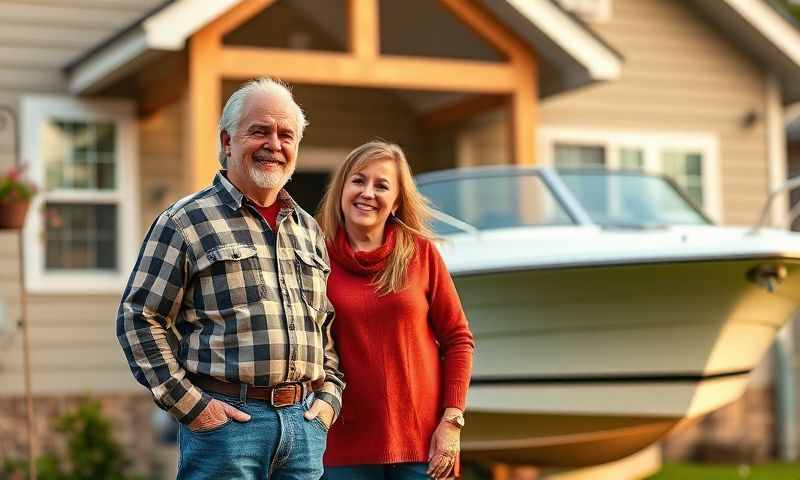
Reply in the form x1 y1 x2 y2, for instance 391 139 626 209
270 383 299 408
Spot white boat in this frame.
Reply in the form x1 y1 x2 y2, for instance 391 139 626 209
415 166 800 467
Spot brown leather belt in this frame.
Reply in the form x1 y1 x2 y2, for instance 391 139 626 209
189 373 308 408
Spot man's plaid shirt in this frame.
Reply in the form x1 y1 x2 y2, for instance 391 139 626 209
117 172 344 424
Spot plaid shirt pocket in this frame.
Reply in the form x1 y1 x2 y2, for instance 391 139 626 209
295 249 330 313
196 243 265 309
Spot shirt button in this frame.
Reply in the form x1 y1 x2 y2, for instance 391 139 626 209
288 323 295 330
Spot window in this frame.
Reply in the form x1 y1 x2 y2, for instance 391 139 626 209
553 144 605 168
21 96 139 293
418 173 575 234
541 128 721 220
662 150 703 206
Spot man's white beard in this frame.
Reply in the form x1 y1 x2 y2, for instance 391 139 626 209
249 162 293 189
231 156 294 190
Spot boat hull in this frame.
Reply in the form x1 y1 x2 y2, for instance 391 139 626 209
456 257 800 466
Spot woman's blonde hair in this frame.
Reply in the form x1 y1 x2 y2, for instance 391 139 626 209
317 141 434 294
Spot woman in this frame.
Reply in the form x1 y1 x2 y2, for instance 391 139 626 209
317 141 475 480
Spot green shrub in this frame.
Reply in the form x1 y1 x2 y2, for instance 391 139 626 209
1 398 143 480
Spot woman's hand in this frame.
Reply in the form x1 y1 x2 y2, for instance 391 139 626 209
427 410 462 479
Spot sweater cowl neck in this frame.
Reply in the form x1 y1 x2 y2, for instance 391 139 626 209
329 223 396 276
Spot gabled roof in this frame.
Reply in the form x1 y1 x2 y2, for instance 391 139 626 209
689 0 800 103
477 0 623 94
66 0 800 103
66 0 236 95
65 0 624 97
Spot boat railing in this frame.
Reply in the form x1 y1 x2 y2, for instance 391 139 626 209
749 176 800 234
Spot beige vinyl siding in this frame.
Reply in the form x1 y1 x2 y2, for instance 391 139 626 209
0 1 162 95
0 239 128 396
0 1 163 396
455 111 510 167
0 0 162 164
539 0 768 225
0 295 136 395
139 97 189 234
0 233 25 393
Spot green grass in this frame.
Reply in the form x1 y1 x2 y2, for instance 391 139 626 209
647 463 800 479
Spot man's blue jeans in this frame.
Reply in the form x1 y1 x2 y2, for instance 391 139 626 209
177 390 328 479
324 463 429 480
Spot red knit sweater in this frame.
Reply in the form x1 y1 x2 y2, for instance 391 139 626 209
323 225 475 466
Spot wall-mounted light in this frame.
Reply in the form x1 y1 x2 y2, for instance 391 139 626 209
740 109 759 129
0 301 7 334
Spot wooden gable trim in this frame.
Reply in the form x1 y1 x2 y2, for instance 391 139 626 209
220 47 517 93
204 0 277 38
349 0 379 58
187 0 539 189
188 25 222 192
510 55 537 166
439 0 538 165
438 0 534 63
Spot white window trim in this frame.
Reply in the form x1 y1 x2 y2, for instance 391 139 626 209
538 127 722 222
21 96 140 294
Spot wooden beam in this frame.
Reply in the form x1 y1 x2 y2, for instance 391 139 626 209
188 27 221 192
438 0 539 165
418 94 505 130
205 0 277 38
220 47 516 93
509 57 538 165
437 0 531 62
348 0 379 58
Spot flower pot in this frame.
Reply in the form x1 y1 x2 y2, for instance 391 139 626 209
0 200 30 229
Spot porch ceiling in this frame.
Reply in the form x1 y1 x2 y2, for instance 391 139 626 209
64 0 623 99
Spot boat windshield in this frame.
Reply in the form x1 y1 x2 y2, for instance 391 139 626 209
417 172 576 235
557 170 710 228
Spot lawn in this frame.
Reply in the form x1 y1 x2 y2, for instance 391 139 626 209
647 463 800 479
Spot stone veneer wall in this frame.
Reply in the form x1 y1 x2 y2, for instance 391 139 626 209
661 386 776 463
0 393 163 476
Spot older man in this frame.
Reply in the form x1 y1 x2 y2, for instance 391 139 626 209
117 78 343 479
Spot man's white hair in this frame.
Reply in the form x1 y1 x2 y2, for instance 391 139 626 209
218 77 308 167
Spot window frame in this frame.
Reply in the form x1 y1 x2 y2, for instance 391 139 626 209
21 96 140 294
539 127 722 221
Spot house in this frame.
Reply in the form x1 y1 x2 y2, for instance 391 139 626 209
1 0 800 475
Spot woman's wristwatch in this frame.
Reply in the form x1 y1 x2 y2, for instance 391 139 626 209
441 413 465 429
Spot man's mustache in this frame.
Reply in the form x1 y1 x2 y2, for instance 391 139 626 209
252 153 286 164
